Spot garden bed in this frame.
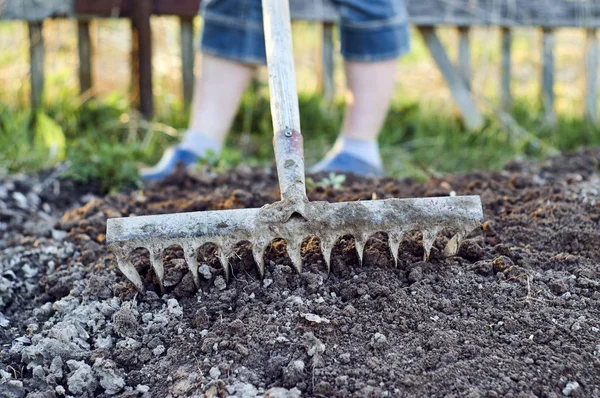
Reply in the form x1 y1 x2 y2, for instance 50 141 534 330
1 149 599 397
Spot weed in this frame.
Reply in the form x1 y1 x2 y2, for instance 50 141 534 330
317 172 347 189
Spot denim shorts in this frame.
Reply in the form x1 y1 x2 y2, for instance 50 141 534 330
201 0 411 64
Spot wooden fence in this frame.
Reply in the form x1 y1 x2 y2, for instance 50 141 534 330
2 0 600 128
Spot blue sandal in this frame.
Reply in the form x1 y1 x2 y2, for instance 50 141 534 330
310 152 384 177
140 147 200 182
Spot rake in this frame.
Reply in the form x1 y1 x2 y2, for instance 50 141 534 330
106 0 484 291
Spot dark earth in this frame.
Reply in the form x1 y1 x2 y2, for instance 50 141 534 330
1 149 599 398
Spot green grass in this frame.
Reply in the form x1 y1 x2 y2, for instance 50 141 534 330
0 21 598 192
1 77 598 193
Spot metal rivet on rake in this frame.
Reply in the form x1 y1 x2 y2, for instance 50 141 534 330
284 130 293 137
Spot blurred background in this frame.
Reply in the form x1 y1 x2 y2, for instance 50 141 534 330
1 0 599 192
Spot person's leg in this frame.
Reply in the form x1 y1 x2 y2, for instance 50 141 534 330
179 55 256 153
141 0 265 181
312 0 411 177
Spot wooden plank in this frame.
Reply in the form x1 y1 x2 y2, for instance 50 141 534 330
585 28 599 123
131 0 153 119
541 27 556 126
321 22 335 102
406 0 600 28
180 16 195 110
458 26 471 90
2 0 71 20
501 27 512 110
418 26 484 130
75 0 132 17
154 0 200 17
28 21 44 109
77 20 93 95
6 0 600 28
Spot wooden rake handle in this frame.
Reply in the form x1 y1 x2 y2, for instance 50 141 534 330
263 0 308 204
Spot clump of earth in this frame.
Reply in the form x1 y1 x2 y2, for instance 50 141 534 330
1 150 599 397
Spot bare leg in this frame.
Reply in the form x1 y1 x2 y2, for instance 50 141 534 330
141 54 256 181
341 60 398 141
312 59 398 176
186 54 257 146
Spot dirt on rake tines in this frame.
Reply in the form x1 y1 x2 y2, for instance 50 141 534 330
1 150 599 398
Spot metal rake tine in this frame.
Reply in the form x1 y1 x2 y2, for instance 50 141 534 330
320 237 335 274
113 247 144 291
388 231 404 267
422 227 442 261
148 246 165 290
252 241 268 277
443 232 464 258
183 243 200 289
287 237 304 273
217 243 233 280
354 233 369 266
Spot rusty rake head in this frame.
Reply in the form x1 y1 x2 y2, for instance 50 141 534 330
106 195 483 291
105 0 484 291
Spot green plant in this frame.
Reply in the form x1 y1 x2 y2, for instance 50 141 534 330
62 139 144 193
317 172 347 189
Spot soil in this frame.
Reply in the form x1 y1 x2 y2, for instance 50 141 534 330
1 149 599 398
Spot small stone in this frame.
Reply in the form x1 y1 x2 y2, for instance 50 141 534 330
571 322 582 332
214 276 227 291
152 345 166 356
141 313 153 323
562 381 580 396
32 365 45 380
549 279 568 295
0 312 9 328
136 385 150 393
339 353 351 364
55 386 66 395
371 333 388 348
26 323 39 334
301 313 330 324
263 279 273 288
95 335 113 350
0 380 25 398
198 264 212 280
265 387 302 398
303 332 325 357
93 358 125 395
12 192 28 209
167 298 183 317
209 367 221 380
67 360 97 395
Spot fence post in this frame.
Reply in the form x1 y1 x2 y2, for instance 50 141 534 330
77 20 93 96
131 0 154 119
28 21 45 110
541 27 556 126
585 28 598 124
458 26 471 90
501 27 512 111
321 22 335 102
180 16 195 111
418 26 483 130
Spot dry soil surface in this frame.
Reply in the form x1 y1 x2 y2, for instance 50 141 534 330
1 150 599 398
